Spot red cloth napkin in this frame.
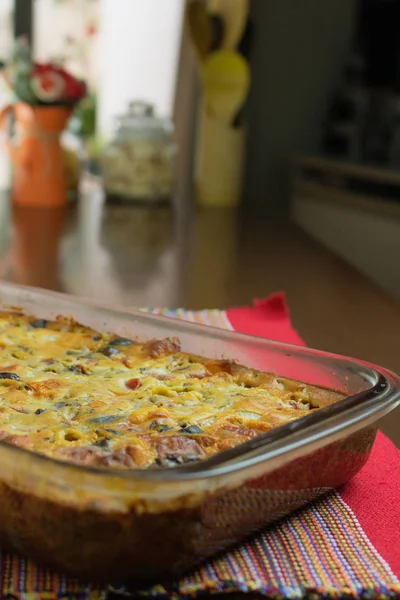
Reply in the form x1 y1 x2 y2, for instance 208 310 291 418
226 292 400 577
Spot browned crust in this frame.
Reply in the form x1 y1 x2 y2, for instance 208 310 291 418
0 312 345 471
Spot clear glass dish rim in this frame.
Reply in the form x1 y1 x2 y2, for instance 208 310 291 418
0 281 398 483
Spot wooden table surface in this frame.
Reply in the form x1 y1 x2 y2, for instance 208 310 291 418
0 190 399 445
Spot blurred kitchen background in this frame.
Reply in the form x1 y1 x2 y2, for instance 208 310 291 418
1 0 400 424
1 0 400 297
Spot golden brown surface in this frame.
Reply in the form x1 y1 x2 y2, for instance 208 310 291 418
0 311 343 469
0 188 398 447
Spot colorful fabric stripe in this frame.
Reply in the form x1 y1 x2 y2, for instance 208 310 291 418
142 307 234 330
0 308 399 600
164 494 399 599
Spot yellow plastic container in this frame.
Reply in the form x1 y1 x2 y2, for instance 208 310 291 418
195 108 245 207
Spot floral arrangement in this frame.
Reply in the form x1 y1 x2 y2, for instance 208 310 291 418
1 37 87 106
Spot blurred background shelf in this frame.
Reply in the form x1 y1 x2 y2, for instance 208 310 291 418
291 155 400 302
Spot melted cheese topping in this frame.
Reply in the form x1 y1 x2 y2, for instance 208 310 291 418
0 312 343 469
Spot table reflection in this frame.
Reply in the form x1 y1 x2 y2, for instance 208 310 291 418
61 191 180 306
0 185 241 309
0 200 66 291
0 188 180 306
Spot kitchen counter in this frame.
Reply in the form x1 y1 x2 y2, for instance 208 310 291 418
0 189 399 445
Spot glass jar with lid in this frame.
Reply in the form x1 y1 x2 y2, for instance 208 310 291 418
101 101 177 203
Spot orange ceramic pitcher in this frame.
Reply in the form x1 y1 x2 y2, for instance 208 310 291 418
0 102 73 207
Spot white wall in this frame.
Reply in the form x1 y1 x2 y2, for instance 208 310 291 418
34 0 99 86
0 0 13 59
97 0 185 139
0 0 13 189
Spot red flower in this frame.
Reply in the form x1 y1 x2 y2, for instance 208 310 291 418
31 66 65 102
30 63 87 103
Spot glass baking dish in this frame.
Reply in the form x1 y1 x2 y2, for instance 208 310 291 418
0 281 398 585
